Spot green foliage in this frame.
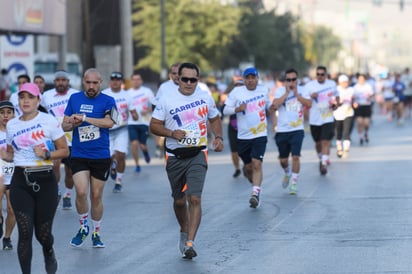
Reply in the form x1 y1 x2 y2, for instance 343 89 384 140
132 0 341 75
132 0 241 73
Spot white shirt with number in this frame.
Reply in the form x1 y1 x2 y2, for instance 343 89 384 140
305 79 338 125
42 88 79 146
0 130 13 185
102 88 133 129
333 86 354 121
224 85 271 140
274 86 310 132
127 86 155 126
152 87 220 150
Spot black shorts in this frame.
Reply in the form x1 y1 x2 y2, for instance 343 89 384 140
61 147 72 168
228 123 238 153
71 157 111 181
310 122 335 142
354 105 372 118
237 136 267 164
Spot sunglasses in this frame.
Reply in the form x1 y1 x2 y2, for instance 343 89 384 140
285 78 297 82
316 73 325 76
180 77 198 83
110 72 123 79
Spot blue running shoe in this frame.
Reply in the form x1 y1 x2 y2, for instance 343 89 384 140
113 183 122 193
135 166 141 173
110 160 117 180
92 232 105 248
143 151 151 164
70 226 89 247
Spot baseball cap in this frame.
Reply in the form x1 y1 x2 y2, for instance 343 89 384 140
243 67 258 77
338 74 349 83
54 70 69 80
18 83 41 97
0 101 14 111
110 72 123 80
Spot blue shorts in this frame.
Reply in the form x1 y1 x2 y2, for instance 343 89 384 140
128 125 149 144
275 130 304 158
237 136 267 164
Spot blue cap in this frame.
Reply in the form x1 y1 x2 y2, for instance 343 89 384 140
243 67 258 77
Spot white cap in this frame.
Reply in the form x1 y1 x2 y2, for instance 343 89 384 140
338 74 349 83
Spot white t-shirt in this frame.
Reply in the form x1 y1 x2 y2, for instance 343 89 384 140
127 86 155 126
102 88 133 129
274 86 310 132
401 73 412 96
224 85 271 140
153 80 178 106
6 112 64 167
333 86 354 121
305 79 338 125
353 83 374 105
382 79 394 99
152 87 220 151
0 129 14 185
42 88 79 146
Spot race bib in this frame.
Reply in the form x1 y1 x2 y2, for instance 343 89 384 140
78 125 100 142
318 102 332 118
2 161 14 175
286 101 300 112
178 130 201 146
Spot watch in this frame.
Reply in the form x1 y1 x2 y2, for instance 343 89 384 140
45 151 51 160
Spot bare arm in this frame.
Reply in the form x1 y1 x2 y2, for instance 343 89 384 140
208 116 224 152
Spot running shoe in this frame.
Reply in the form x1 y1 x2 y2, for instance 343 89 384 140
70 226 89 247
62 196 72 210
135 165 141 173
182 245 197 259
282 174 290 189
249 194 260 208
319 161 327 175
360 138 364 146
337 150 343 158
290 182 297 195
110 160 117 180
143 151 151 164
343 151 349 159
233 169 241 178
57 190 62 205
43 248 57 274
2 238 12 250
92 232 105 248
178 231 188 254
113 183 122 193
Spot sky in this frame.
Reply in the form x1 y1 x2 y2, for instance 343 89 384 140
263 0 412 73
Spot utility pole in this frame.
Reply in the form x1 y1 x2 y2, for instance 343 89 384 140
120 0 133 84
160 0 167 81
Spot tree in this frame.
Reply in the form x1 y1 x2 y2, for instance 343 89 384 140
132 0 241 72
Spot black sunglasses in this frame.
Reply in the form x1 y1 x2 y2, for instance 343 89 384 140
316 73 325 76
285 78 297 82
180 77 198 83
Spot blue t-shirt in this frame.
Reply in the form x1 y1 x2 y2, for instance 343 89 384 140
64 91 116 159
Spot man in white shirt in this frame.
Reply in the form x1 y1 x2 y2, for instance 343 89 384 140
102 72 137 193
271 68 312 194
305 66 339 175
43 70 79 209
223 67 273 208
127 73 155 173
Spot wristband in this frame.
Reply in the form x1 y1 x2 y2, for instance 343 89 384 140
82 114 86 122
215 136 223 141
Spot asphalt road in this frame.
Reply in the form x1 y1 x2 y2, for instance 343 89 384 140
1 111 412 274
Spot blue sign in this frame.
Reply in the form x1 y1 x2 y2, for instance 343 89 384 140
6 35 27 46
